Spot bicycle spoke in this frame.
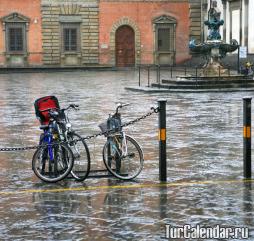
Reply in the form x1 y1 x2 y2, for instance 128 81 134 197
103 134 143 180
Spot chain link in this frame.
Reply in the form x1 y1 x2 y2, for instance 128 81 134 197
0 107 159 152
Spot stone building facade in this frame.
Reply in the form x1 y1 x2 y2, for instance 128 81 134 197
41 0 99 66
0 0 42 67
99 0 195 67
222 0 254 54
0 0 204 67
189 0 202 42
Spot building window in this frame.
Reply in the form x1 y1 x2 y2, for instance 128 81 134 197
8 27 24 51
62 23 80 52
1 13 29 55
5 23 26 53
158 28 170 51
64 28 77 51
156 25 175 52
153 15 176 65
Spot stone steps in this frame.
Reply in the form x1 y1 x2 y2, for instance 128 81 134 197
152 83 254 90
161 77 253 85
150 76 254 90
125 86 254 93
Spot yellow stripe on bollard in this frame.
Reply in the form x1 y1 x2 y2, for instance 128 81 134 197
243 126 251 138
158 128 166 141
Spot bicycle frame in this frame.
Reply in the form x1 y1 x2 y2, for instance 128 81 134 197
39 120 58 162
108 131 127 158
39 106 79 161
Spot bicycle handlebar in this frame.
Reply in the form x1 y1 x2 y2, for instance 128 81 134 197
40 107 59 113
40 104 79 114
62 104 79 112
116 103 130 114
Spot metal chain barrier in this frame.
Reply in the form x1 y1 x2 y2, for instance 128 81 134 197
0 107 159 152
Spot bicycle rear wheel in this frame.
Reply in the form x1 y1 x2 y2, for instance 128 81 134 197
67 132 90 181
32 143 74 183
102 134 144 180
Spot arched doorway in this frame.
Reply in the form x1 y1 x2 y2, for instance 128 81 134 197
115 25 135 67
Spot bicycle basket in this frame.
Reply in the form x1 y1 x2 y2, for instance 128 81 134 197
34 96 60 125
99 121 108 133
99 116 122 136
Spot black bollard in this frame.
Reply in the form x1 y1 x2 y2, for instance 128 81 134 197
158 65 161 85
243 97 252 179
147 65 150 87
156 65 159 83
138 65 141 87
158 99 167 182
170 66 173 78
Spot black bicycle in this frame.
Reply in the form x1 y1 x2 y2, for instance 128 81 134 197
33 96 90 182
60 104 91 181
32 108 74 183
99 103 144 180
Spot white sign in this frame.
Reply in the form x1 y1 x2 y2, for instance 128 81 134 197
100 43 108 49
239 46 247 58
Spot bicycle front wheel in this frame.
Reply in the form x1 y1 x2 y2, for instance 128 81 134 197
102 134 144 180
32 143 74 183
67 132 90 181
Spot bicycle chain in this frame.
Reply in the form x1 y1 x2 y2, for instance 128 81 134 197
0 107 159 152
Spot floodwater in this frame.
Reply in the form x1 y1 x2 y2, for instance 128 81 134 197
0 70 253 240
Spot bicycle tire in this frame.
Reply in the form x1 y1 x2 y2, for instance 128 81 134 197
67 132 91 181
102 134 144 180
32 143 74 183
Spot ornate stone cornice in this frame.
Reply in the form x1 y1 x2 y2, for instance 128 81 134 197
42 0 98 7
60 4 81 15
153 15 177 24
1 12 30 23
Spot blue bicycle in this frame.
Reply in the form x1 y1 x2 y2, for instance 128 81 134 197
32 108 74 183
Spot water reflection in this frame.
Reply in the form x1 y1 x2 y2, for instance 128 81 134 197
0 70 254 239
33 189 93 239
242 182 253 232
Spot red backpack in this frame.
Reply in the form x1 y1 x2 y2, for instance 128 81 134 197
34 96 60 125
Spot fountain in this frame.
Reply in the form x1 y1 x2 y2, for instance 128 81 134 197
126 0 254 93
189 0 238 76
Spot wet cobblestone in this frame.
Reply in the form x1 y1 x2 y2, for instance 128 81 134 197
0 70 253 240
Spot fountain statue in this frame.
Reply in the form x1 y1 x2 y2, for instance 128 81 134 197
189 0 239 76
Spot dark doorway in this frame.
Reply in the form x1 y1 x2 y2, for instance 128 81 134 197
115 25 135 67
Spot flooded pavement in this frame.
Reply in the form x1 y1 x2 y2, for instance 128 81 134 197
0 70 253 240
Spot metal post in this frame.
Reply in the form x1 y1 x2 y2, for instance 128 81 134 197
138 65 141 87
156 65 159 83
243 97 252 179
158 99 167 182
158 65 161 87
238 46 240 74
185 67 187 76
147 65 150 87
218 66 221 77
195 67 198 83
170 66 173 78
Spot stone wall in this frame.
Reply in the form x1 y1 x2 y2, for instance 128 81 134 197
41 0 99 66
189 0 202 42
0 0 42 67
99 0 191 66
